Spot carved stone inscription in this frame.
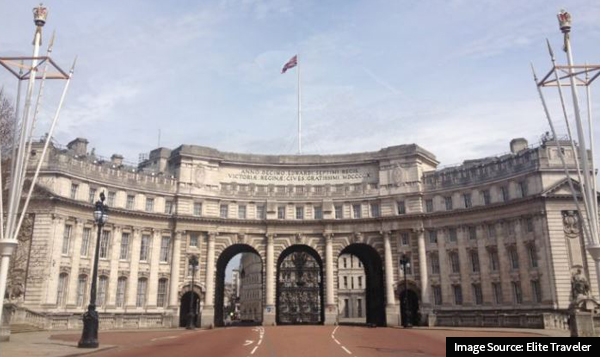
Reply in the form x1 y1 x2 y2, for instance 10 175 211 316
222 166 378 185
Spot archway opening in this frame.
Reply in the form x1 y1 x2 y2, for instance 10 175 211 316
337 253 366 324
276 245 324 325
339 244 386 327
180 291 200 327
215 244 263 327
399 288 419 326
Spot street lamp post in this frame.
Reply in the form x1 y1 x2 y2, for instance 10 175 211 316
186 255 199 329
399 255 412 328
78 192 109 348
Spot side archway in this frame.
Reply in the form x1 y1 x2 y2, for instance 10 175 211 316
339 243 386 326
214 244 263 327
276 244 324 325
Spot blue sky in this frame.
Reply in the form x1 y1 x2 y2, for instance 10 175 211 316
2 0 600 167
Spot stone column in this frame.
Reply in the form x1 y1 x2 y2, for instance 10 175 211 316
169 231 183 309
384 231 400 326
201 232 216 328
263 233 276 326
126 228 141 309
324 232 337 325
417 228 430 307
66 219 84 308
107 226 122 308
147 229 162 309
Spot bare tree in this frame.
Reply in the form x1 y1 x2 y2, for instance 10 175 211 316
0 88 16 158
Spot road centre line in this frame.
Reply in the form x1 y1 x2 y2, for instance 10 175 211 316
341 346 352 355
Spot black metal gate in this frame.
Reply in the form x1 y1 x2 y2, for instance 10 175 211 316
277 252 322 324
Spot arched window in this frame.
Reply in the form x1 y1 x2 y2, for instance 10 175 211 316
136 278 148 307
116 277 127 308
76 275 87 307
157 278 168 307
57 273 69 307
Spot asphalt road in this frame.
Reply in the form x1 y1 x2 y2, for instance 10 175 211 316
51 326 540 357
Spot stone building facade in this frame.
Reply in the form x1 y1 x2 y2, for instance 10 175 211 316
5 136 598 330
337 254 366 323
238 253 262 322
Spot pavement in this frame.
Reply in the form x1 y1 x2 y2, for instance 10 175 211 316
0 325 568 357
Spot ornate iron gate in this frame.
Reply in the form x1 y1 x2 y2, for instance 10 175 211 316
277 252 322 324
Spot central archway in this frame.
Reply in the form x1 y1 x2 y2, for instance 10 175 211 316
339 244 386 326
214 244 263 327
276 245 324 325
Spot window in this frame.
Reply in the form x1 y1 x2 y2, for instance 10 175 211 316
444 196 453 210
449 252 460 273
430 253 440 274
463 193 472 208
76 275 87 307
160 237 171 262
116 277 127 308
473 284 483 305
238 205 247 219
99 230 110 259
512 281 523 304
256 205 266 219
518 181 528 197
344 299 349 317
469 226 477 240
277 206 286 219
528 245 538 268
119 232 130 260
70 183 79 199
401 233 409 246
81 228 91 257
145 197 154 212
107 191 116 206
470 250 480 273
453 285 463 305
352 204 361 218
220 204 228 218
89 188 97 203
482 190 490 205
314 186 323 194
57 273 68 307
448 228 457 243
492 282 503 304
370 204 380 218
314 206 323 219
425 199 433 213
136 278 147 307
140 235 150 261
343 276 348 288
357 299 362 317
126 195 135 210
157 278 168 307
531 280 542 303
165 200 173 214
189 233 199 247
193 202 202 216
335 205 343 219
526 218 534 233
62 225 72 255
500 186 509 202
489 250 499 272
343 258 347 268
98 276 108 307
428 230 437 244
351 277 354 289
509 248 519 270
358 276 362 289
433 285 442 305
295 206 304 220
397 201 406 215
487 224 496 238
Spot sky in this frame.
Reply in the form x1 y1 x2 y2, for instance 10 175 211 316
2 1 600 168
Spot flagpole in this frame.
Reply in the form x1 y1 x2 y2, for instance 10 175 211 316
298 54 302 155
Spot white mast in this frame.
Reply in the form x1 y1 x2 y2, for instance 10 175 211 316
297 54 302 155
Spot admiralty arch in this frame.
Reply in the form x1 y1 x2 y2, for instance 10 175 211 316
4 135 597 330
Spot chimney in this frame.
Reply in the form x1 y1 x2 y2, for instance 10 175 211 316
111 154 124 166
67 138 88 157
510 138 528 154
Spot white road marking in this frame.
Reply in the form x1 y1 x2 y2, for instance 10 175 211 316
250 346 258 355
150 335 179 342
244 340 254 346
341 346 352 355
334 339 340 345
331 326 355 356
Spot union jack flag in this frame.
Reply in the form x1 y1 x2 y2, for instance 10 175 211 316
281 55 297 74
